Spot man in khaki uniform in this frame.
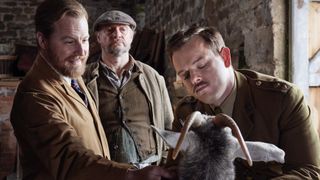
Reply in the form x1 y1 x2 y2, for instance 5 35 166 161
166 25 320 179
10 0 175 179
83 10 173 168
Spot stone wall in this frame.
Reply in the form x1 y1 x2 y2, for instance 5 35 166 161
145 0 288 103
145 0 207 103
146 0 287 77
204 0 287 79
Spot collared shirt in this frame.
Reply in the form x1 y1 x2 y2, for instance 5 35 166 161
63 76 72 86
210 79 237 117
99 58 134 89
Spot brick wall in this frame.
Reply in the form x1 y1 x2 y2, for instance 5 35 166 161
0 0 41 55
145 0 206 36
0 0 145 55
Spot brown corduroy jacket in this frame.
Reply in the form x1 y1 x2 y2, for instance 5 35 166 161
10 55 132 180
170 69 320 180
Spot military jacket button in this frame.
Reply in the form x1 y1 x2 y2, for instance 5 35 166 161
113 145 119 150
256 81 262 86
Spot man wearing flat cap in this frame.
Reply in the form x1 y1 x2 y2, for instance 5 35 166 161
83 10 174 169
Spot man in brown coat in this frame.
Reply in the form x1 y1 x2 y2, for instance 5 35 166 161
10 0 175 179
166 25 320 179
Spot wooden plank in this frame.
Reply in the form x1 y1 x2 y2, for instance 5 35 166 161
309 87 320 135
309 2 320 58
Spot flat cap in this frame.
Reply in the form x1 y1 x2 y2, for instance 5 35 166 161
93 10 136 31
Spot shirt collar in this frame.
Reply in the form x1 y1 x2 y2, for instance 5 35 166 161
63 76 72 86
210 79 237 117
99 56 135 77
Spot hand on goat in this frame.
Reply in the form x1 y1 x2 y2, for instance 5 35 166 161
125 165 177 180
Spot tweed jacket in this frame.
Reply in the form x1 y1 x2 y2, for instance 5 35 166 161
83 57 174 165
171 69 320 179
10 55 132 180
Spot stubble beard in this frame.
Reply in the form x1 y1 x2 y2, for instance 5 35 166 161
107 42 131 57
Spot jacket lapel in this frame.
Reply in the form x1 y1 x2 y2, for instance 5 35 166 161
78 77 111 159
63 81 88 108
84 62 100 107
33 55 111 159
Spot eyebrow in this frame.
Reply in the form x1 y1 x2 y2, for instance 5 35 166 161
177 57 203 76
61 34 89 41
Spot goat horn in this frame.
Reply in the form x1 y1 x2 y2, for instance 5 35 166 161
172 111 205 160
213 113 253 166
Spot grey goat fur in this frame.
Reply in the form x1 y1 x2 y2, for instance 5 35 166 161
152 112 285 180
179 123 236 180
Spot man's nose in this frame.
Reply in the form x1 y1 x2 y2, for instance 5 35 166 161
190 71 201 85
75 42 86 56
111 28 122 37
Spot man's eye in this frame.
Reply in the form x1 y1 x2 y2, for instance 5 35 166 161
106 27 114 34
198 63 207 69
83 38 89 43
65 40 74 44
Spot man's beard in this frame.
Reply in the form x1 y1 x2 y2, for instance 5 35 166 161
47 49 88 78
107 42 130 57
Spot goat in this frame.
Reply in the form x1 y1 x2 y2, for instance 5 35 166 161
152 111 285 180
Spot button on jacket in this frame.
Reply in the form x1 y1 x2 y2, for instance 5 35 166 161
171 69 320 179
10 55 132 180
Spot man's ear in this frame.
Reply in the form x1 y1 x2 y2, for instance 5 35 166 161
36 32 48 50
95 32 102 43
219 47 231 67
151 125 190 151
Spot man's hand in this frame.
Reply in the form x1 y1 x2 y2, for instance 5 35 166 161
125 165 177 180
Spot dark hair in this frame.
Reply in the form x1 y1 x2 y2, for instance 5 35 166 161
35 0 88 38
167 24 226 61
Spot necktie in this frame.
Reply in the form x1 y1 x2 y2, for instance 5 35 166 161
214 106 222 115
71 79 88 106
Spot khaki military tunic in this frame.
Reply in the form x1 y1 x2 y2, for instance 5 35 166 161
170 69 320 179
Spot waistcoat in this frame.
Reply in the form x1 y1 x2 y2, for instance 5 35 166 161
97 70 156 163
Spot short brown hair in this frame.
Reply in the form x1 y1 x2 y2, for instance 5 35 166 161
167 25 226 61
35 0 88 38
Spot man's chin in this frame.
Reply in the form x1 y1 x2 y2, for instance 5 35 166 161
61 65 85 79
196 93 213 104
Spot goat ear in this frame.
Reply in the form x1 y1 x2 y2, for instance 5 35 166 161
151 126 190 151
233 141 285 163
